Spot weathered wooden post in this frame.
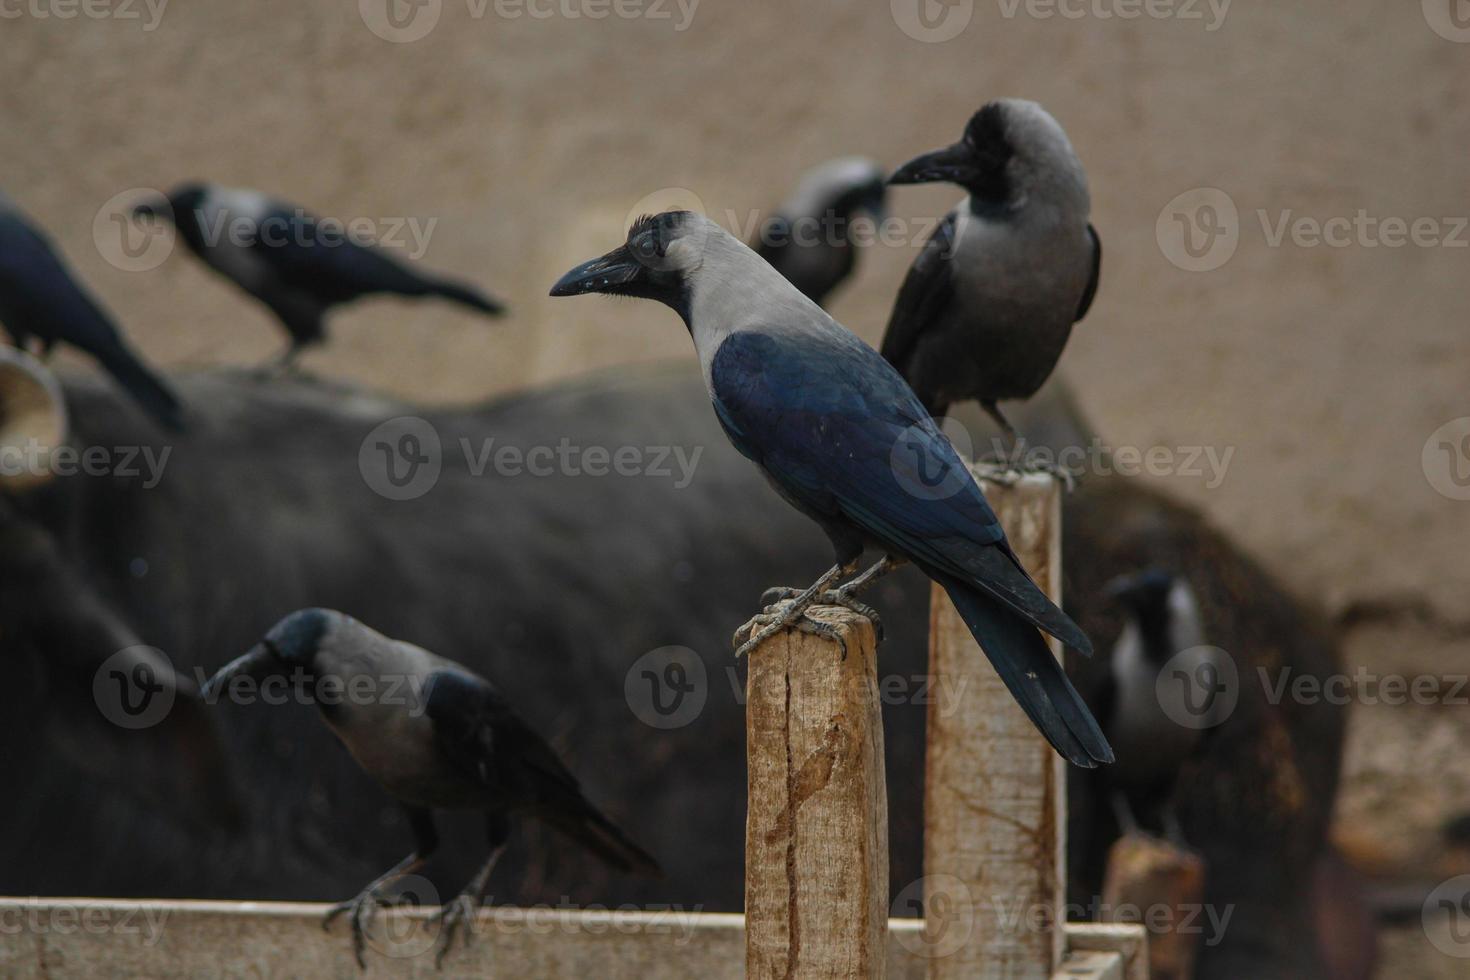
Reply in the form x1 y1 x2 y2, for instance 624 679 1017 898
745 605 888 980
924 471 1067 979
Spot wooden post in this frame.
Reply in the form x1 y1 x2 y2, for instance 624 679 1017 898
924 472 1067 978
745 605 887 980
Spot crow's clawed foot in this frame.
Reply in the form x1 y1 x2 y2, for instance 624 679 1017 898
760 586 881 635
813 589 884 642
323 888 390 969
432 893 480 968
733 600 846 658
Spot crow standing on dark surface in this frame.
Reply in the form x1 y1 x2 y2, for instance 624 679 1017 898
882 100 1099 444
201 608 660 967
133 183 506 367
551 210 1112 768
751 157 886 307
0 193 183 430
1097 568 1218 839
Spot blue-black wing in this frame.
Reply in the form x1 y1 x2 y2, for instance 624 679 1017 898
710 327 1088 654
1075 223 1101 322
878 209 955 376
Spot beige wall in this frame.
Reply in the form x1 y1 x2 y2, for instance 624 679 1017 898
6 4 1467 649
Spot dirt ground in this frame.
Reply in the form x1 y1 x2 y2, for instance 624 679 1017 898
4 2 1467 975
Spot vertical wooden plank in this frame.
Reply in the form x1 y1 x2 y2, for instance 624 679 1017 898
746 606 888 980
924 471 1066 979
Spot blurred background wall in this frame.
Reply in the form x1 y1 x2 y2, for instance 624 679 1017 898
4 0 1467 959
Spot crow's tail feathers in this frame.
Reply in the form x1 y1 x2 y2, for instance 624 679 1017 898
93 343 184 432
938 574 1113 768
429 277 506 318
544 800 663 878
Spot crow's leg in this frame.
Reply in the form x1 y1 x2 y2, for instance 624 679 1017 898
733 559 860 658
1160 805 1188 848
760 555 906 643
323 805 439 969
432 813 510 968
1110 791 1140 836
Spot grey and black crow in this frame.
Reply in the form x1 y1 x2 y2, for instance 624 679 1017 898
1097 568 1215 839
134 183 505 367
202 608 660 967
0 194 182 430
882 100 1099 440
751 157 886 306
551 210 1111 768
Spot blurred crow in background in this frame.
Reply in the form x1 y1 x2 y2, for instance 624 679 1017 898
883 99 1099 446
133 183 505 368
0 193 183 430
1096 568 1215 841
751 156 886 306
202 608 660 967
551 210 1112 768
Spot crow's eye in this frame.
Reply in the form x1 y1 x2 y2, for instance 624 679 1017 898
633 235 660 260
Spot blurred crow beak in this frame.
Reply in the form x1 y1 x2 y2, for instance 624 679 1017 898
200 643 276 700
549 244 643 297
889 142 979 187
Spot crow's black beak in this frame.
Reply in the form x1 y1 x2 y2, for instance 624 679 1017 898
888 142 979 187
200 643 276 700
549 244 644 297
